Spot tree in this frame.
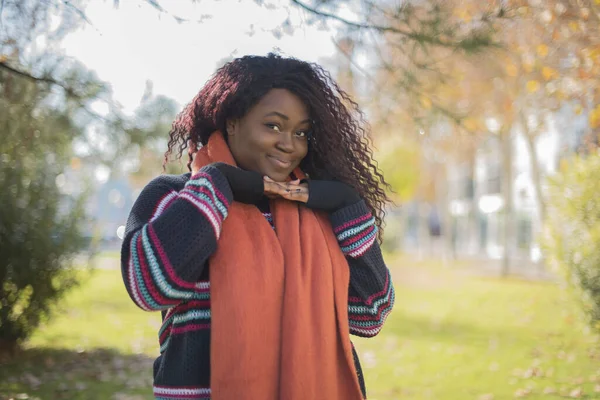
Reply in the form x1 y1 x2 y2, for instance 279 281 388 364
0 0 180 351
543 154 600 334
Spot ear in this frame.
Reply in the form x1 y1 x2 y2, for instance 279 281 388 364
226 119 237 136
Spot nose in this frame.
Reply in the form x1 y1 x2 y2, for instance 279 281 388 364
275 131 294 153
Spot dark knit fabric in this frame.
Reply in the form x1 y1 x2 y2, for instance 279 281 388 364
305 179 361 212
121 166 395 400
211 162 264 204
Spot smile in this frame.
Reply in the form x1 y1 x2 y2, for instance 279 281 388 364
267 155 292 169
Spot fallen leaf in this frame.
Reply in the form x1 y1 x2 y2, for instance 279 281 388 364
542 387 556 394
569 387 583 398
514 388 531 397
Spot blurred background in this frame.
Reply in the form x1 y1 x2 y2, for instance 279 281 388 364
1 1 600 399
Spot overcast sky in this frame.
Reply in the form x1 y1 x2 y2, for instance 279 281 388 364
60 0 340 114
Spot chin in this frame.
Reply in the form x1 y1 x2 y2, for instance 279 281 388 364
268 171 292 182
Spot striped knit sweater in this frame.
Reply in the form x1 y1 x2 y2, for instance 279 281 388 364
120 165 395 400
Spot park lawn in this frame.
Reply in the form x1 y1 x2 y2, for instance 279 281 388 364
0 256 598 400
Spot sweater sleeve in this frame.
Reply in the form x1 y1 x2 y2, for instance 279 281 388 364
329 200 395 337
120 165 233 312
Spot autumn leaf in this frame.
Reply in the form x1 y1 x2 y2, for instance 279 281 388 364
569 21 579 32
506 64 518 77
589 105 600 129
569 387 583 398
420 96 432 110
526 80 540 93
542 66 558 80
537 44 549 57
514 388 531 397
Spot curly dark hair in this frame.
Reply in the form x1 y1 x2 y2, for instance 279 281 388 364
165 53 390 240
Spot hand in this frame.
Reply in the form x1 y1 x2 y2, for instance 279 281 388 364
263 176 309 203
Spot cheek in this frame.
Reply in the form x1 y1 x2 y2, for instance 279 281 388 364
297 142 309 160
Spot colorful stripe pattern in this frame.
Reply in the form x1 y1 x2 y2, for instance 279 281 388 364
154 385 211 400
347 270 395 337
158 282 211 353
178 172 230 239
125 172 228 311
334 212 378 258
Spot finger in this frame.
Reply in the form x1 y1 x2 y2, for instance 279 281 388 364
279 187 309 202
264 176 274 182
264 181 288 197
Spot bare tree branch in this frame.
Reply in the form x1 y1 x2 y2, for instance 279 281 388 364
290 0 498 49
0 60 109 121
1 60 79 97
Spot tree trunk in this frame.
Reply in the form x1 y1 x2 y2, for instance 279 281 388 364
501 128 514 276
519 113 547 225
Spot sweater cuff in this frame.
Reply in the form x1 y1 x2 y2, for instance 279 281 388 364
330 200 378 258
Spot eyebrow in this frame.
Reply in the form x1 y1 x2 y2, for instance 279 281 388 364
263 111 311 124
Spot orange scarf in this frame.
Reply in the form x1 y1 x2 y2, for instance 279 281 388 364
194 132 364 400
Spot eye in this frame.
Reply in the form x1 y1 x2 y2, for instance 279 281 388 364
265 123 281 132
295 130 311 139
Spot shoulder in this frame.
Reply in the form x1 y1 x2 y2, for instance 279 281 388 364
148 172 192 190
136 172 192 201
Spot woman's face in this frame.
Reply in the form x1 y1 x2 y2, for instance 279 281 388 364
226 88 311 181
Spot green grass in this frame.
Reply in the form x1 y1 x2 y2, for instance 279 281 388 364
1 255 599 400
355 256 600 400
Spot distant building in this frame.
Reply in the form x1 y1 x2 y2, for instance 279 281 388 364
445 103 589 264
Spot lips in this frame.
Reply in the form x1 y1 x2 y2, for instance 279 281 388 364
267 155 293 169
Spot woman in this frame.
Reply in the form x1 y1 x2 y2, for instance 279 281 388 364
121 53 395 400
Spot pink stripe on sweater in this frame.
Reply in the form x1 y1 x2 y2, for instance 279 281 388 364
171 323 211 335
340 225 376 247
189 171 230 208
136 232 172 306
334 213 372 234
151 191 178 221
183 186 226 220
147 224 198 290
128 238 152 311
348 236 377 258
348 272 391 305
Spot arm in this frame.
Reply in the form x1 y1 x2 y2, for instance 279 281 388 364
120 165 233 312
262 177 395 337
329 201 395 338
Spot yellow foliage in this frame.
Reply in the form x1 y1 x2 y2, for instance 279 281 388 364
523 62 535 73
506 63 518 77
463 117 479 132
537 44 549 58
526 80 541 93
455 8 472 23
569 21 579 32
377 144 421 202
420 96 432 110
590 105 600 129
542 66 558 81
574 104 584 115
